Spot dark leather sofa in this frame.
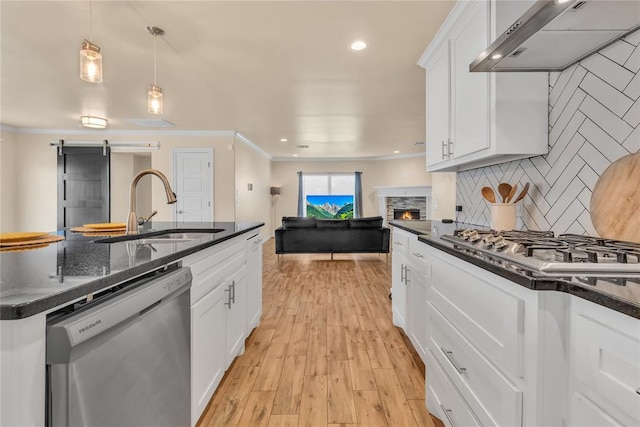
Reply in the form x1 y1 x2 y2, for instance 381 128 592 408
275 216 390 257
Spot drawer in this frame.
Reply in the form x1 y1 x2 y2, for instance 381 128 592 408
426 350 482 427
429 302 523 427
572 301 640 424
392 228 410 257
408 237 429 271
185 239 246 304
429 250 526 378
569 392 625 427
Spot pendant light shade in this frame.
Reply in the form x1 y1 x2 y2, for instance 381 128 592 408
80 40 103 83
147 26 165 115
148 85 163 114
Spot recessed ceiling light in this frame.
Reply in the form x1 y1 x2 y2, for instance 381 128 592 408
293 154 298 157
350 40 367 51
491 53 503 60
280 138 288 142
393 150 400 154
80 115 107 129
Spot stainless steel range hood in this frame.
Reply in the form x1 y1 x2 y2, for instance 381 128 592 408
470 0 640 72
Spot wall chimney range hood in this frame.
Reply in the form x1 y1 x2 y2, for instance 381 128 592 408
470 0 640 72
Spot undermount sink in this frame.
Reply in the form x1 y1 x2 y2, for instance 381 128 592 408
94 229 225 244
135 232 216 244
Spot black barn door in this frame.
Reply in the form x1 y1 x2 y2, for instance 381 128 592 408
57 147 110 229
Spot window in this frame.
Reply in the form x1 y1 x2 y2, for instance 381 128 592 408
303 173 355 219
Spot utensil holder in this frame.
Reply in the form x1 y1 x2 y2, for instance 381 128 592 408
490 203 516 231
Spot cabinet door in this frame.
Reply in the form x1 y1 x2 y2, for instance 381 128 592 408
392 252 408 329
225 265 248 367
246 235 263 332
450 0 490 159
407 267 428 362
426 41 452 169
191 283 226 425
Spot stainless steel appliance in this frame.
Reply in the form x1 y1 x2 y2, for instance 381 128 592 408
46 266 192 427
441 229 640 276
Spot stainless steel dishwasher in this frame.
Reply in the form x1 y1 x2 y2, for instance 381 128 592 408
46 265 192 427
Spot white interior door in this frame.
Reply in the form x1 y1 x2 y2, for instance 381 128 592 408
173 149 213 222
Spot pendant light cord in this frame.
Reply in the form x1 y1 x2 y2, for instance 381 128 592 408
89 0 93 41
153 34 157 85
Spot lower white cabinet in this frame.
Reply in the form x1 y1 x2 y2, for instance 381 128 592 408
191 281 226 422
246 232 263 332
407 266 428 362
224 264 247 367
568 298 640 426
183 235 260 426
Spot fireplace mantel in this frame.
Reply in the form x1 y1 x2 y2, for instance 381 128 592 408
374 186 431 225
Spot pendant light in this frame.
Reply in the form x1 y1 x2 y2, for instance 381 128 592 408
80 1 103 83
147 26 165 115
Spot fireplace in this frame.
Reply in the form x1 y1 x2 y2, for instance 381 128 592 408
394 209 420 220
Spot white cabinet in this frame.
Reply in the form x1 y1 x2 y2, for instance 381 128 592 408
183 235 249 426
246 232 263 332
419 0 547 172
391 228 410 329
391 227 430 362
191 280 226 422
224 264 247 367
568 298 640 426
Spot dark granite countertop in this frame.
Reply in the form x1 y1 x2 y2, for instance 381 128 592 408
390 220 640 320
0 221 264 320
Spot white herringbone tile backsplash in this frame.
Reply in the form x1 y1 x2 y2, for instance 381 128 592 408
456 30 640 235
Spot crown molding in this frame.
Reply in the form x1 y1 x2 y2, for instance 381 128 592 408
234 132 272 160
271 152 425 162
0 124 236 137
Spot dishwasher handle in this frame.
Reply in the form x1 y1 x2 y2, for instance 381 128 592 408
47 267 192 364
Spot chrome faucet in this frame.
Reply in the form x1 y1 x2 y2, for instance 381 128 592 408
127 169 177 235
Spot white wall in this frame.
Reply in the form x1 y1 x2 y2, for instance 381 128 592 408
271 155 432 227
0 132 238 231
234 137 272 235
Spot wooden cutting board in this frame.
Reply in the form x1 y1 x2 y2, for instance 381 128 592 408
590 152 640 243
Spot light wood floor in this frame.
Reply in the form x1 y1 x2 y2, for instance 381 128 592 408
197 238 440 427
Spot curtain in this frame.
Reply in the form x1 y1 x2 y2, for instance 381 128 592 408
354 171 363 218
297 171 304 217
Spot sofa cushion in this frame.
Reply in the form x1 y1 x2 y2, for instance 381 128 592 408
317 219 349 229
349 216 383 228
282 217 317 229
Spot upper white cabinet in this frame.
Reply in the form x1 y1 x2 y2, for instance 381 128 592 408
419 0 548 172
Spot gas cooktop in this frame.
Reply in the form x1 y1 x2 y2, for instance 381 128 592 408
441 229 640 276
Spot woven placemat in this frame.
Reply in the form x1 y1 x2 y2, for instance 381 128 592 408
0 235 64 248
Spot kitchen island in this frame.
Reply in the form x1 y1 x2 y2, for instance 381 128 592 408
390 220 640 427
0 221 264 426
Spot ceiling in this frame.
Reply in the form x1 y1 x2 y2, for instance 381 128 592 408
0 1 454 159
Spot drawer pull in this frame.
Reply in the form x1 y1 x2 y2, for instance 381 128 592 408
440 404 456 427
441 347 466 374
393 241 403 246
412 252 424 258
637 388 640 395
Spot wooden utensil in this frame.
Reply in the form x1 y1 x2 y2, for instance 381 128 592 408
481 187 496 203
590 152 640 243
498 183 512 203
512 182 530 204
506 183 518 203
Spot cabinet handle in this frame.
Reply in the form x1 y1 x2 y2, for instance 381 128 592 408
400 264 405 283
441 140 447 159
224 285 232 309
636 388 640 395
393 241 403 246
447 139 453 158
412 252 424 258
440 404 456 427
404 266 410 285
441 347 466 374
230 280 236 304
